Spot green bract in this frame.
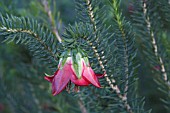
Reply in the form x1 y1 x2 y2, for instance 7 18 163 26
60 51 70 69
83 56 89 67
72 52 83 79
59 49 89 79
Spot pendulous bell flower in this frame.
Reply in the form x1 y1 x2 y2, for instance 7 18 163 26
45 49 105 96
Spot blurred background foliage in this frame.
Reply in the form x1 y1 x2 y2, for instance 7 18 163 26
0 0 169 113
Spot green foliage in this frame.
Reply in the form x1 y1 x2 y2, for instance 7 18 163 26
0 0 170 113
132 0 170 112
156 77 170 111
0 14 59 69
62 0 148 113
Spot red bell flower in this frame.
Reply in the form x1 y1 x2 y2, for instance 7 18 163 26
45 49 105 95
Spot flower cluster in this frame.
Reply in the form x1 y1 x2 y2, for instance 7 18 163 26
45 49 105 95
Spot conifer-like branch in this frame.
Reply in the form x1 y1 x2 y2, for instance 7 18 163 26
110 0 137 112
63 21 134 112
0 15 59 68
85 0 97 32
112 0 129 99
86 39 132 113
41 0 62 43
73 0 135 112
142 0 168 82
2 27 58 61
84 0 133 112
